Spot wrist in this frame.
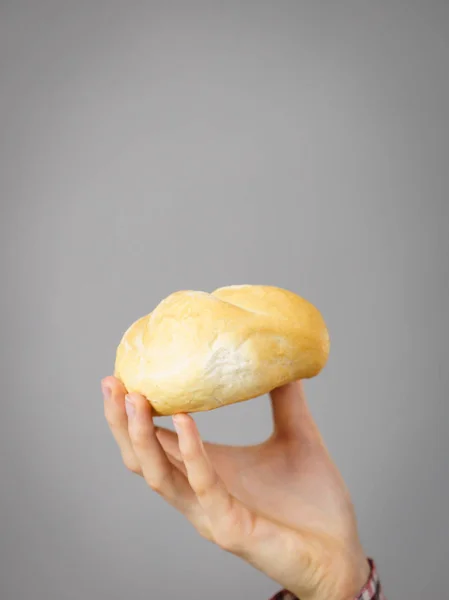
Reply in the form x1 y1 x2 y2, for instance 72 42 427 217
343 558 371 600
289 554 371 600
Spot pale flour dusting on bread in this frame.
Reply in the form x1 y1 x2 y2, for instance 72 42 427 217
204 339 253 400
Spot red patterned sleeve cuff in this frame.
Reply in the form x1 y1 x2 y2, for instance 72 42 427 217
269 559 385 600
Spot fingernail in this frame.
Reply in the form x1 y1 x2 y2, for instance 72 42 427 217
125 395 135 418
172 415 181 433
101 382 111 400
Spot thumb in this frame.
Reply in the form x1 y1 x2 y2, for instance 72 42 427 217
270 380 321 441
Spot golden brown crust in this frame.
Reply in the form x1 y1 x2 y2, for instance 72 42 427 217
114 285 330 416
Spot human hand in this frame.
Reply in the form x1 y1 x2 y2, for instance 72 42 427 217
102 376 369 600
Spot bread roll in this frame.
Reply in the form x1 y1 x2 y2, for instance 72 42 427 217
114 285 330 416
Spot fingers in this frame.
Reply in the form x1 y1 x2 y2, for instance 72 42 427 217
102 376 142 474
125 393 197 508
103 378 200 519
172 414 229 512
270 380 320 441
173 414 255 554
156 424 221 467
154 426 183 462
103 380 281 563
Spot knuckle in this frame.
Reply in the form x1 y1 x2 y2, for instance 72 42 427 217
194 484 212 500
104 406 125 430
194 474 220 500
186 513 213 542
122 455 141 475
213 528 240 552
181 447 198 463
145 471 172 494
197 525 213 542
129 426 149 448
212 517 240 552
105 412 119 429
211 506 254 554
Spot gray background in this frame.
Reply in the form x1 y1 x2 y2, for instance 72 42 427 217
1 1 448 598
